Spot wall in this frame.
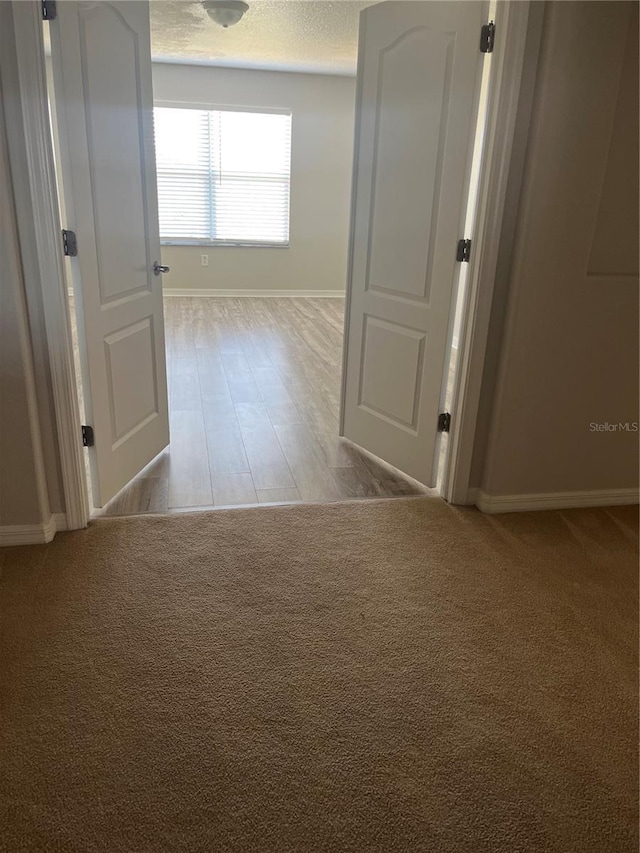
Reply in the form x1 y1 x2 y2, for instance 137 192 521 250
475 1 639 499
1 6 65 518
152 63 356 294
0 2 64 533
0 53 50 529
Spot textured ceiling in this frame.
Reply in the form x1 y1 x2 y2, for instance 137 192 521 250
150 1 375 76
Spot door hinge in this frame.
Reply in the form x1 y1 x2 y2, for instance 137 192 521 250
456 238 472 263
82 425 95 447
62 229 78 257
480 21 495 53
41 0 57 20
438 412 451 433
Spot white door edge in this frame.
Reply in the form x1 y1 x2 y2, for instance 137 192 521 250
338 5 367 439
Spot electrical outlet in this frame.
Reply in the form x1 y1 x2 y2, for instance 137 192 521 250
201 254 209 267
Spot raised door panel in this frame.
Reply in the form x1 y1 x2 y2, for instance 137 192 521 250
368 27 454 303
359 316 426 431
78 2 152 303
104 317 159 444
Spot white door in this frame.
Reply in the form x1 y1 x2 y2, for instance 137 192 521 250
341 1 487 486
49 0 169 506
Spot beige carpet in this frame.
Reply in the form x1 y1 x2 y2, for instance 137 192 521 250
0 498 637 852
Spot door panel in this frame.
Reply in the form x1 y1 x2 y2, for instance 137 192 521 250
50 1 169 506
342 1 486 486
368 27 454 302
104 318 158 442
359 316 425 430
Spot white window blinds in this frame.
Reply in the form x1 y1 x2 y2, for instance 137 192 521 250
154 106 291 246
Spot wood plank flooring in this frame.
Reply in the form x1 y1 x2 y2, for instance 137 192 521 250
94 297 433 517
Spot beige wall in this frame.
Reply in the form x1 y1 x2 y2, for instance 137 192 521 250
475 1 639 497
0 65 50 527
152 63 356 293
0 2 62 528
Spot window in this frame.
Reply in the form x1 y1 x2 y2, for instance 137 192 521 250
154 106 291 246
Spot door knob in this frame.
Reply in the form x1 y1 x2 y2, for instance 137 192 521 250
153 262 170 276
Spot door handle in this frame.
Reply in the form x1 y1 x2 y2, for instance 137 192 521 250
153 261 170 276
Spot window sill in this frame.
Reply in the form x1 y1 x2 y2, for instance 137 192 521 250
161 241 290 249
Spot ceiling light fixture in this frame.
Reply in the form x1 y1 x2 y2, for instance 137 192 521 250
202 0 249 28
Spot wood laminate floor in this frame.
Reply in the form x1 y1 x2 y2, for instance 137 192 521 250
93 297 438 517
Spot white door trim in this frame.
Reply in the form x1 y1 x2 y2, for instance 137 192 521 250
9 1 89 530
442 0 538 505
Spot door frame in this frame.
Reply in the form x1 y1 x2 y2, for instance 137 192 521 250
441 0 540 505
15 0 533 530
340 0 536 505
7 0 89 529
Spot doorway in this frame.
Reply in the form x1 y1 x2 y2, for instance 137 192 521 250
36 0 529 526
45 1 441 516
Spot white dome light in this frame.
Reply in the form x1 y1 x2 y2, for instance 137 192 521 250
202 1 249 29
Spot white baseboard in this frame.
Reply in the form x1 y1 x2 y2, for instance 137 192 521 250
163 288 345 299
0 512 68 547
53 512 68 532
475 487 639 514
465 487 479 506
0 523 50 547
